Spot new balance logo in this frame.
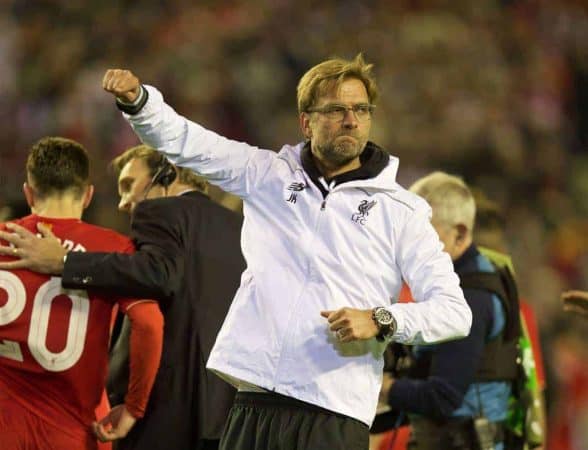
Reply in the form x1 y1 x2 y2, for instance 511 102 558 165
286 182 306 204
351 199 377 225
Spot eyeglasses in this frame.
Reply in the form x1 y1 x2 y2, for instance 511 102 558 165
306 103 375 122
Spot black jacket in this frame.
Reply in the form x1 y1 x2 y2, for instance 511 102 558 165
63 191 245 448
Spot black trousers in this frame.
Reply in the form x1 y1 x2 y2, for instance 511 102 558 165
219 392 369 450
198 440 220 450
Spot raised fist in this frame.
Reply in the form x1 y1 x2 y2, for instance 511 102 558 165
103 69 141 103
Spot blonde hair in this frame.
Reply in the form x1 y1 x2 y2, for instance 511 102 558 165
409 171 476 231
111 145 208 193
296 53 378 113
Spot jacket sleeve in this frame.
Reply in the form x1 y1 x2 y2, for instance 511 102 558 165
122 85 276 199
62 200 184 302
389 203 472 344
387 288 494 419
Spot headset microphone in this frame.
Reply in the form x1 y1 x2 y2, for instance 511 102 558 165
142 156 177 199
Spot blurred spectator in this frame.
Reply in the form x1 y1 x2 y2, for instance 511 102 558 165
561 290 588 317
377 172 513 450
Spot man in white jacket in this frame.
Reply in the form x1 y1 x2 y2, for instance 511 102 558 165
6 54 472 450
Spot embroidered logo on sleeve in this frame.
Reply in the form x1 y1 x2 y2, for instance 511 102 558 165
286 182 306 204
351 200 377 225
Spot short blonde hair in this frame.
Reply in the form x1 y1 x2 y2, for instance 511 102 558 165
409 171 476 231
111 145 208 193
297 53 378 113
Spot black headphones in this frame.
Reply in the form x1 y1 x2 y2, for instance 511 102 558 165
142 156 177 200
151 156 177 188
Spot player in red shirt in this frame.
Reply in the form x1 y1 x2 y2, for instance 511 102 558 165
0 137 163 450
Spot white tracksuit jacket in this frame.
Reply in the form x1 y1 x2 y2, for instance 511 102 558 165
123 85 472 426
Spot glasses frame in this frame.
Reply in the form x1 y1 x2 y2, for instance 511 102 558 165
306 103 376 122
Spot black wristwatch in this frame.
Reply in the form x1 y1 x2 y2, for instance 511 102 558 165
372 307 396 342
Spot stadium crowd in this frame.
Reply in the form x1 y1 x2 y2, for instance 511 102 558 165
0 0 587 449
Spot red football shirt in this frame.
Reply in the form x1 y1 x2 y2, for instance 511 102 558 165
0 215 139 440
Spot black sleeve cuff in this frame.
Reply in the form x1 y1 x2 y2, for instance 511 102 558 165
116 85 149 115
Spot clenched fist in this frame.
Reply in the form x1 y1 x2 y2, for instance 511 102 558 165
320 307 380 343
103 69 141 103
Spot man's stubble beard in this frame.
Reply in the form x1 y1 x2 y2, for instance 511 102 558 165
315 137 367 168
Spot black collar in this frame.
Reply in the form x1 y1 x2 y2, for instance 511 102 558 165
453 244 478 272
179 190 209 200
300 141 389 197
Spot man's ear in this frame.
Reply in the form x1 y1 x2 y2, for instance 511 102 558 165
455 223 469 243
299 112 312 140
82 185 95 209
454 223 473 254
23 182 35 209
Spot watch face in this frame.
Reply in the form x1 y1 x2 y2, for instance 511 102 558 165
375 307 393 326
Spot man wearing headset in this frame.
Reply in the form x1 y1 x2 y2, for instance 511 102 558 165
0 144 245 450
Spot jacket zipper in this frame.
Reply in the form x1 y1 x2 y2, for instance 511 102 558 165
318 177 335 211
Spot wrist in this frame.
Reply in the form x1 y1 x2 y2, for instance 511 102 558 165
373 307 397 341
116 85 149 115
123 400 143 420
117 87 141 104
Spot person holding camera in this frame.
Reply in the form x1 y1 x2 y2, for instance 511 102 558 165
379 172 512 450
